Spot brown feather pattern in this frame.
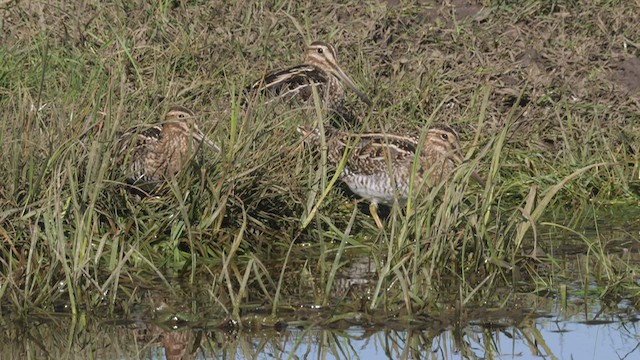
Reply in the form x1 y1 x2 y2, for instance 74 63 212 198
116 106 218 187
298 124 467 207
244 41 371 112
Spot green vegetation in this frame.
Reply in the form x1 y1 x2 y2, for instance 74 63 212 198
1 0 638 339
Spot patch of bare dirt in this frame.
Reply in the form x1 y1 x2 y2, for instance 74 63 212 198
451 0 483 21
610 57 640 95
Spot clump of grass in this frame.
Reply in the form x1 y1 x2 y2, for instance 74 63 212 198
0 0 638 333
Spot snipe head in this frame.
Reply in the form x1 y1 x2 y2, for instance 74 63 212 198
303 41 372 107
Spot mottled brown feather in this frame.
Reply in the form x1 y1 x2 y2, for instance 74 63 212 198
298 124 474 207
244 41 371 112
116 106 218 188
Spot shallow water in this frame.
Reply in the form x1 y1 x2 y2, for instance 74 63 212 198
2 296 639 359
2 209 640 359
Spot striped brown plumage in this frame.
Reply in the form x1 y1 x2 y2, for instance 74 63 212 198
245 41 371 120
298 124 484 228
116 105 219 191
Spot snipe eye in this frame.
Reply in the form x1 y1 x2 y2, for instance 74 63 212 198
317 47 324 54
440 133 449 141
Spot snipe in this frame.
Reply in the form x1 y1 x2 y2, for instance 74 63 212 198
245 41 371 120
116 105 219 191
298 124 484 228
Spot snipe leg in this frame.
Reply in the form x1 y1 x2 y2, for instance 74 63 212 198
369 202 384 230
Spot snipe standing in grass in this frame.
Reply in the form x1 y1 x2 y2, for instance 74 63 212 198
244 41 372 121
116 105 219 192
298 125 485 228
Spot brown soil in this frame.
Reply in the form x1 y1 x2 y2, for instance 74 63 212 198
611 56 640 94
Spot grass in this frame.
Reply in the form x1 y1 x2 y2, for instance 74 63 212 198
1 0 639 339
